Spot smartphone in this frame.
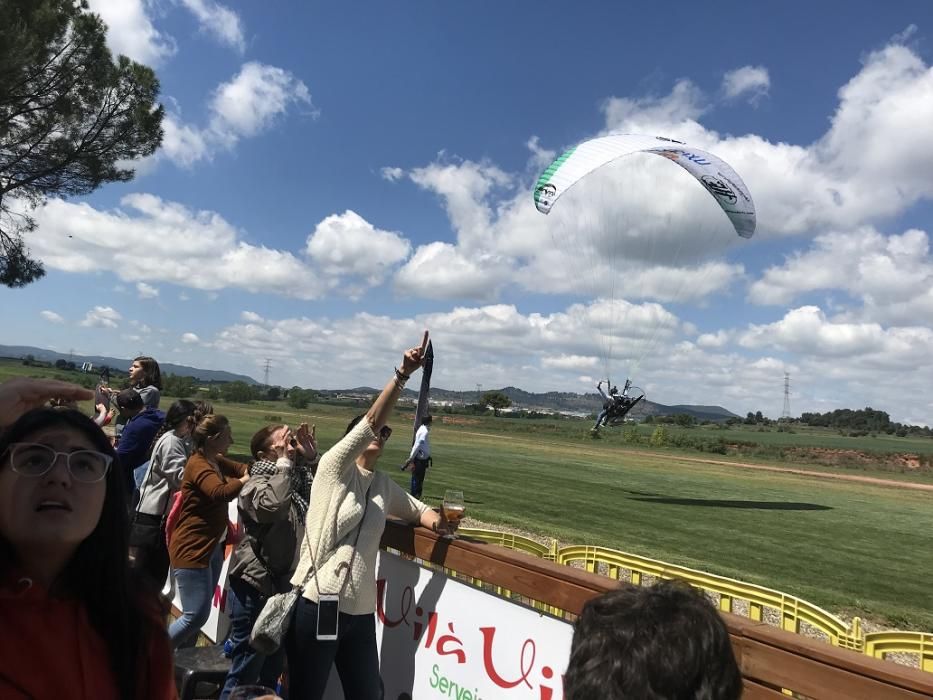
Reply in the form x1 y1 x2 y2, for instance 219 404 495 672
316 594 339 640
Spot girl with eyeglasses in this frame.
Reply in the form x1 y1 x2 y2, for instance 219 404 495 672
285 333 444 700
0 378 176 699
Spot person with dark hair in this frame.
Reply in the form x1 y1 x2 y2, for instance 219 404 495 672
168 414 250 648
0 378 176 699
564 580 743 700
128 356 163 409
116 388 165 494
220 422 317 699
132 399 198 587
285 333 445 700
193 399 214 422
401 414 432 498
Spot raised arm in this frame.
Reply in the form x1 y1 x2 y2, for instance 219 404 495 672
365 331 429 432
0 377 94 428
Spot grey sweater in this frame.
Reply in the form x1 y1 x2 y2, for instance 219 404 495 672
137 431 189 517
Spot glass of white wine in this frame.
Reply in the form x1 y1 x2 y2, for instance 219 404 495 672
441 489 465 539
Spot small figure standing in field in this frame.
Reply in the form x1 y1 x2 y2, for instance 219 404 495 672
401 414 432 498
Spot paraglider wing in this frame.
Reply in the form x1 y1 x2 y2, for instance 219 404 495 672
533 134 756 238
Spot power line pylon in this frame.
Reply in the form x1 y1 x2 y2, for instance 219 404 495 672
782 372 791 420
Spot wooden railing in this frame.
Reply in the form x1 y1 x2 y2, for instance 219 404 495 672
381 522 933 700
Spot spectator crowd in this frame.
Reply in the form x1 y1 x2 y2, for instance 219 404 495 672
0 339 742 700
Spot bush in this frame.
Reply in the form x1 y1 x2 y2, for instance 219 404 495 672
650 426 668 447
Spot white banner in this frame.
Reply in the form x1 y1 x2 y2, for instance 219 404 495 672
372 551 572 700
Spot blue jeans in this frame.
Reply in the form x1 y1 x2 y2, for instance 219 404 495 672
169 542 224 649
409 458 429 498
220 577 286 699
285 597 383 700
593 409 609 429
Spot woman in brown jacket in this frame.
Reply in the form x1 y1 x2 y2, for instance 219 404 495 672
168 414 249 648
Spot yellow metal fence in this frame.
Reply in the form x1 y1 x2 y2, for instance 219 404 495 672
458 527 933 674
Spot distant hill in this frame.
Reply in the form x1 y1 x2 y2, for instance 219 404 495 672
2 344 738 418
0 344 259 385
319 384 739 422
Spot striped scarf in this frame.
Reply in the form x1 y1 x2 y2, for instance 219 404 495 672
248 458 312 520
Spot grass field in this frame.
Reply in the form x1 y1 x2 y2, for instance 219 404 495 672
216 399 933 632
3 359 932 631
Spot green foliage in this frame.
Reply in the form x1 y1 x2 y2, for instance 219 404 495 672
162 373 198 398
650 426 668 446
674 413 696 427
220 381 255 403
287 387 314 409
481 390 512 416
0 0 164 287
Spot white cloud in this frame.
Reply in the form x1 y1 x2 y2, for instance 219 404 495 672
241 311 263 322
210 62 313 142
721 66 770 104
305 210 411 293
541 354 599 371
39 311 64 324
408 159 512 251
696 330 733 349
79 306 122 329
207 298 685 391
380 167 405 182
136 282 159 299
749 228 933 325
28 194 325 299
739 306 933 368
162 63 313 168
161 117 211 169
176 0 245 51
602 79 707 133
87 0 176 65
394 243 508 300
25 196 422 301
181 332 200 344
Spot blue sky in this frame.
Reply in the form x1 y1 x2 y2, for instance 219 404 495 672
4 1 933 425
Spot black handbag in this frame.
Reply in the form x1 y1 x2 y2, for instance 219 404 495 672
129 511 165 549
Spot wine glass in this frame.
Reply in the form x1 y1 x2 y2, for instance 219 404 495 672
441 489 465 539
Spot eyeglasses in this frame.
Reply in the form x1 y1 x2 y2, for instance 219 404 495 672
5 443 112 483
378 426 392 443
